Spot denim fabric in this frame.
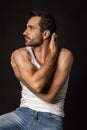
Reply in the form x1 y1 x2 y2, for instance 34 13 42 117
0 107 63 130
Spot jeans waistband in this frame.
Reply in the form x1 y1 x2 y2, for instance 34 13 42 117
16 107 63 121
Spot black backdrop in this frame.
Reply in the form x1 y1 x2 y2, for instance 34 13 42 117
0 0 86 130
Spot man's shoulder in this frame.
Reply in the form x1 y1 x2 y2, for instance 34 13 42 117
60 48 72 53
16 47 31 53
56 48 73 72
58 48 73 64
59 48 73 57
15 47 26 51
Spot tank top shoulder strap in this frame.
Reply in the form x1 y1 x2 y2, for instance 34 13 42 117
25 47 41 69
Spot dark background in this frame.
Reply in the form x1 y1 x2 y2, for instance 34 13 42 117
0 0 86 130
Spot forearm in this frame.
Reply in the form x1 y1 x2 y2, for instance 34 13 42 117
30 54 57 90
11 48 57 92
36 50 73 103
11 57 55 98
11 56 57 103
14 54 57 92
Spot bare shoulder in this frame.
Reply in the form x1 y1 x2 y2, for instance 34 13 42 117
57 48 73 70
17 47 26 51
60 48 73 55
13 47 26 54
59 48 73 61
12 47 31 59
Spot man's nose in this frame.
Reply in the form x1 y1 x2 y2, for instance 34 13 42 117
23 30 26 36
23 28 28 36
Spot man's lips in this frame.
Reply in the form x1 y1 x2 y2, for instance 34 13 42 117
25 37 31 41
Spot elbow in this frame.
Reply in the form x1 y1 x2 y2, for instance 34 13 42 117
31 83 43 93
42 95 54 103
45 98 54 103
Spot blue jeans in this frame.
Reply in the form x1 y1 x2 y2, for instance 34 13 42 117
0 107 63 130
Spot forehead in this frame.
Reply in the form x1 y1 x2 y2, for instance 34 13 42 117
27 16 41 26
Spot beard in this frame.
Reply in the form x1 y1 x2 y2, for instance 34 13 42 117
24 36 43 47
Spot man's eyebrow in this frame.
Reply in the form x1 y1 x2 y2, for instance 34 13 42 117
26 25 34 28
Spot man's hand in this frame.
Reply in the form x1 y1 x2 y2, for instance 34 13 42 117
50 33 58 55
50 33 58 58
45 33 58 64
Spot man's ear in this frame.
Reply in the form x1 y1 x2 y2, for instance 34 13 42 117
43 30 50 40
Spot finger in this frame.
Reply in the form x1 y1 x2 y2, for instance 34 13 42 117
50 33 57 49
51 33 57 43
10 53 14 60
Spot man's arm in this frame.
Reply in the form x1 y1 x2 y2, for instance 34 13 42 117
11 47 73 103
35 49 73 103
11 33 58 93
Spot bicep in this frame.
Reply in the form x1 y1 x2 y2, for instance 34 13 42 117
12 48 36 71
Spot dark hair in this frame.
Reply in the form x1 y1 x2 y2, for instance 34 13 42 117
29 11 56 40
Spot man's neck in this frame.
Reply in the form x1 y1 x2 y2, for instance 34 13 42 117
32 41 50 65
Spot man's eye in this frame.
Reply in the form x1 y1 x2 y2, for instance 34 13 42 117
28 26 35 30
30 26 34 30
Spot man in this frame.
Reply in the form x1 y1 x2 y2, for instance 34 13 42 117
0 11 73 130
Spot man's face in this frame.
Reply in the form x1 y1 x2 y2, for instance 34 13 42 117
23 16 43 47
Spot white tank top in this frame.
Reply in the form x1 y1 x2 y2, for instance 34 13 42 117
20 47 69 117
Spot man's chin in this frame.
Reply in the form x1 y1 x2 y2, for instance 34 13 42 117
25 42 30 46
25 43 32 47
